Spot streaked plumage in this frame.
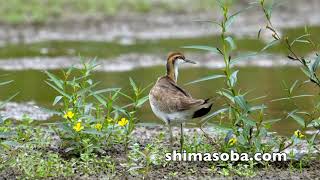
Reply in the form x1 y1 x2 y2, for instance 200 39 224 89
149 52 213 150
150 76 212 123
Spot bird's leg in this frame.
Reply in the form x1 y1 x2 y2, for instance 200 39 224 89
180 123 184 152
168 120 173 150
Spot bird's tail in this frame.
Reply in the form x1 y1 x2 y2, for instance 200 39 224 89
192 96 217 119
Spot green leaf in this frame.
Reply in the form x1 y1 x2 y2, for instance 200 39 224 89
234 95 249 112
0 80 13 86
217 90 234 103
288 112 305 127
77 82 99 96
44 71 63 90
254 138 262 151
129 77 138 93
136 95 149 107
93 94 107 107
237 134 247 145
294 40 310 44
310 132 318 144
290 34 310 46
307 119 320 128
182 45 221 55
249 95 268 102
89 88 121 96
185 74 225 85
249 104 267 112
271 95 314 102
241 116 256 126
225 36 236 50
141 83 154 93
260 39 279 52
53 96 63 106
312 55 320 72
264 0 275 18
289 80 299 94
300 67 312 79
229 70 239 87
45 81 71 100
118 91 133 101
201 108 228 123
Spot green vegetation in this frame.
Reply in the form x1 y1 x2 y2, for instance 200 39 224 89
0 0 216 24
0 0 319 179
44 59 149 155
258 0 320 153
184 0 281 160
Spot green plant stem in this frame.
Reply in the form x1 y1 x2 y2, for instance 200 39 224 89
260 1 320 87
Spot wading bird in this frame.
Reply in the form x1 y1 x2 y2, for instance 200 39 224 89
149 52 213 151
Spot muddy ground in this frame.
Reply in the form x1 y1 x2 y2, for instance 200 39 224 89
0 125 319 179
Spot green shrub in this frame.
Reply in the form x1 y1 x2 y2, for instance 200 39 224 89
45 59 148 155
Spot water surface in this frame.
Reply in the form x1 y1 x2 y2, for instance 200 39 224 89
0 66 317 135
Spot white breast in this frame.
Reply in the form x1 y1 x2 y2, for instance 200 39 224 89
149 95 168 123
149 94 192 124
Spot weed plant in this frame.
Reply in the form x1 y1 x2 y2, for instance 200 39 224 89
45 59 149 155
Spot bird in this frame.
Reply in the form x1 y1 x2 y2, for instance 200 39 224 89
149 52 213 151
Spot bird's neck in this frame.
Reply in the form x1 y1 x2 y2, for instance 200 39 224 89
166 61 178 82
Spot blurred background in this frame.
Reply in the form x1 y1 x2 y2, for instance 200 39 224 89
0 0 319 135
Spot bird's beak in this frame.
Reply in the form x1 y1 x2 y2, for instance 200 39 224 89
184 59 197 64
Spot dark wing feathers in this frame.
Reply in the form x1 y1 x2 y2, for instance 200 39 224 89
192 104 213 118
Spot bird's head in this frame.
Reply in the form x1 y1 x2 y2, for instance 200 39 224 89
166 52 196 82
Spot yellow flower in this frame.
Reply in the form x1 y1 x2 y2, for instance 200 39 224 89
118 118 128 127
63 111 75 119
73 122 84 132
228 137 237 146
95 123 103 131
294 130 304 139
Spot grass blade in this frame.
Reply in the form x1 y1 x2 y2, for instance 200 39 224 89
182 45 221 55
185 75 225 85
0 80 13 86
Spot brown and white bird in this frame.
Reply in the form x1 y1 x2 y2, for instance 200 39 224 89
149 52 213 150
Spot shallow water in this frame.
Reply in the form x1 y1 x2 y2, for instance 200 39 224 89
1 26 320 59
0 24 320 136
0 66 317 135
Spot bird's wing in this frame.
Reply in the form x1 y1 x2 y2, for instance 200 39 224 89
167 80 192 98
150 77 205 113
